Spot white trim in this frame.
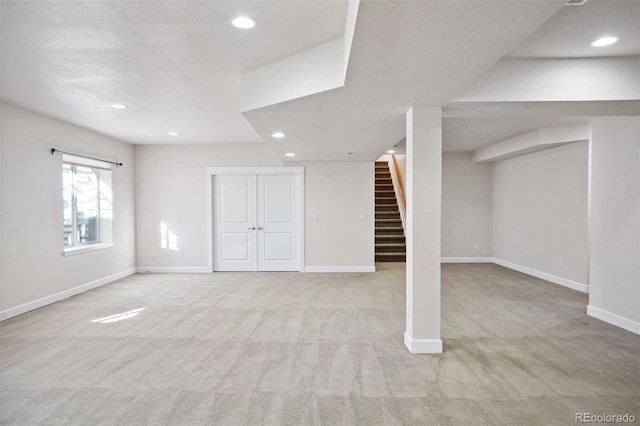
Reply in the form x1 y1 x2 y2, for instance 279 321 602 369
443 256 590 293
299 172 306 273
587 305 640 335
492 258 588 293
135 266 210 274
441 257 493 263
206 166 304 176
63 242 114 256
304 266 376 273
207 166 305 273
0 268 136 321
404 332 443 354
206 169 213 272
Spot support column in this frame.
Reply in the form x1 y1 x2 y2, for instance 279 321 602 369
405 107 443 354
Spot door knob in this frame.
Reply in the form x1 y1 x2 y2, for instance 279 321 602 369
258 226 265 230
248 227 256 230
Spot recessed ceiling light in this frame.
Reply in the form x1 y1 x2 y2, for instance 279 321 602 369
285 152 295 157
231 17 257 29
168 132 179 136
479 134 489 139
387 150 395 154
590 36 620 47
271 132 286 139
110 104 127 109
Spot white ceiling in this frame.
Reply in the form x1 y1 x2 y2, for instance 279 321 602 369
2 0 639 159
507 0 640 58
1 1 348 144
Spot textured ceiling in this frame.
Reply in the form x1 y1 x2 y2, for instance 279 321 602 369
1 0 639 158
1 1 348 144
243 0 565 161
507 0 640 58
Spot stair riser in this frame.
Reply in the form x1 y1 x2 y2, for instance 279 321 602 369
376 254 406 262
375 212 400 219
375 185 394 191
376 179 393 191
375 205 398 212
375 191 395 198
375 212 402 221
376 198 396 204
375 228 404 235
376 245 406 253
376 238 406 245
375 221 402 227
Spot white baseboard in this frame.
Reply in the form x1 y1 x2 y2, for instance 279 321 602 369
441 257 493 263
587 305 640 335
404 332 443 354
304 266 376 273
492 258 588 293
135 266 211 274
0 268 136 321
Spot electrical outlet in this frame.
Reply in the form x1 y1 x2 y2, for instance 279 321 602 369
474 244 480 251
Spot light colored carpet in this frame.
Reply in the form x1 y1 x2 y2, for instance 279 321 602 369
1 263 638 425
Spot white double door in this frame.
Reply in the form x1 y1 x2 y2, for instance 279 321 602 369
213 174 301 271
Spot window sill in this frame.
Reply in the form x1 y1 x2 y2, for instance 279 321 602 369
63 243 114 256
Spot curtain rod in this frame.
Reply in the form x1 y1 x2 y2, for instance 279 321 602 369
50 148 123 167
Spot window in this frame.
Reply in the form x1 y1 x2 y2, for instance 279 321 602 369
62 155 113 253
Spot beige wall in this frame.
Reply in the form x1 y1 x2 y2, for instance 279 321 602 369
135 144 282 269
304 162 374 267
1 103 136 312
442 152 493 258
135 145 375 270
493 141 589 285
589 116 640 325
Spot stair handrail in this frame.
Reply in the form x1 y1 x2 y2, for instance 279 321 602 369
387 154 407 234
391 155 406 212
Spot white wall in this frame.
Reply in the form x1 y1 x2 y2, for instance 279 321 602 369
135 145 374 270
453 57 640 102
493 141 589 287
0 101 3 312
442 152 493 258
0 103 136 313
304 162 374 268
588 117 640 331
135 144 282 269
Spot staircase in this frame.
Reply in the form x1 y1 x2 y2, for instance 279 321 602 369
375 161 406 262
